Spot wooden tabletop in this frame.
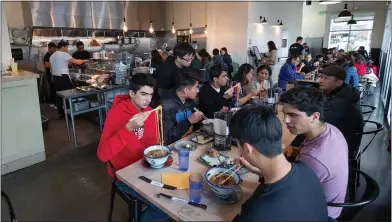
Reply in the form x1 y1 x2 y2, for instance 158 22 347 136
116 106 296 221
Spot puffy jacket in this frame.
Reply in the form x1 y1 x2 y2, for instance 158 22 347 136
161 92 197 145
97 95 159 178
278 63 304 89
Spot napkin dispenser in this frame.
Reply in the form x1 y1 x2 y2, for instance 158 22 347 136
213 111 233 151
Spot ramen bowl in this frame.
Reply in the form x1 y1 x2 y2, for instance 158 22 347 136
205 167 241 198
143 145 171 168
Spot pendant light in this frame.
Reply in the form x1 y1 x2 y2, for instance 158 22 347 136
171 2 176 34
338 3 352 18
121 1 127 33
189 1 193 35
204 2 208 34
347 2 357 25
149 2 154 33
262 16 267 24
279 20 283 27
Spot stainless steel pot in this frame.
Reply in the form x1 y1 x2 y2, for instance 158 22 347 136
124 37 130 44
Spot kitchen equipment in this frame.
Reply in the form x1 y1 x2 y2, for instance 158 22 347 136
73 100 90 112
13 38 28 45
124 37 130 45
130 37 140 45
138 175 177 190
155 193 207 210
213 111 233 151
92 52 101 59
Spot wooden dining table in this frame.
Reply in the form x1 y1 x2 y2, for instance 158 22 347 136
116 105 296 221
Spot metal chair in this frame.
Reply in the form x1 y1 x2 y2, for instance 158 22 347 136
107 161 142 222
348 120 384 201
328 169 380 221
360 105 377 121
2 191 17 222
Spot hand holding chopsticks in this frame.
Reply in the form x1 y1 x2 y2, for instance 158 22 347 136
126 106 163 131
219 164 243 185
193 107 208 121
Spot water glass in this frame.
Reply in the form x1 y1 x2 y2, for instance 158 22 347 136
189 173 203 203
178 148 190 172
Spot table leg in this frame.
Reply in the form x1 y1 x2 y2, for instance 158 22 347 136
68 98 78 148
99 92 103 131
63 98 71 141
104 91 109 116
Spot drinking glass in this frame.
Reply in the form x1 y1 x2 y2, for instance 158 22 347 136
189 173 203 203
178 148 190 172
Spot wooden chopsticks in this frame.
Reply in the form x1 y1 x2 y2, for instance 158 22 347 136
130 105 162 121
193 107 208 121
219 164 243 185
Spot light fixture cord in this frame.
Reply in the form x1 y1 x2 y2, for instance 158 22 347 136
190 1 192 25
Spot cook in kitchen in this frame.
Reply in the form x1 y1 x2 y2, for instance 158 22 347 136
72 41 91 70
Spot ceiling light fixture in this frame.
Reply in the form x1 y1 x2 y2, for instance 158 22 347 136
171 2 176 34
279 20 283 27
204 2 207 34
149 2 154 33
347 2 357 25
189 1 193 35
319 0 341 5
262 16 267 24
338 3 352 17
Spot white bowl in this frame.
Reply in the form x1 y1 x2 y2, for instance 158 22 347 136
143 145 171 168
205 167 241 198
230 107 241 114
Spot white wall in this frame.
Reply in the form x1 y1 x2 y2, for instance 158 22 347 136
4 1 25 29
247 1 303 58
206 2 249 64
301 2 327 38
323 1 388 48
1 3 13 71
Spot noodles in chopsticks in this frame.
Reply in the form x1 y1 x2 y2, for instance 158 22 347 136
153 106 164 146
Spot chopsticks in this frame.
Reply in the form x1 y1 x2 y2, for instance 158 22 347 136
224 83 241 94
215 164 237 178
220 164 243 185
130 105 162 121
193 107 208 121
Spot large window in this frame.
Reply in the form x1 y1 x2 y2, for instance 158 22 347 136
328 16 374 52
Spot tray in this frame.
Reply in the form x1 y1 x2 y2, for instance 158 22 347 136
190 133 213 145
198 152 229 168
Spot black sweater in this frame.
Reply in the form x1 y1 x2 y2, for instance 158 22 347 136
155 57 196 90
198 83 230 118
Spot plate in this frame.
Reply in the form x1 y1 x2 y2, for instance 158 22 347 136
142 156 173 169
203 181 242 204
173 141 197 151
198 152 229 168
190 133 213 145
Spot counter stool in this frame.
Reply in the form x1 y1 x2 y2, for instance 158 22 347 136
107 161 143 222
360 105 376 121
2 191 17 222
328 169 379 221
348 120 384 201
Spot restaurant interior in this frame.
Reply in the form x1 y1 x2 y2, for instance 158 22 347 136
1 0 391 221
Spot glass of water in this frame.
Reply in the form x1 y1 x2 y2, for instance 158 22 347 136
178 148 190 172
189 173 203 203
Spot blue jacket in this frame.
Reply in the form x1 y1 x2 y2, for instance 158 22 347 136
344 65 359 88
278 63 304 89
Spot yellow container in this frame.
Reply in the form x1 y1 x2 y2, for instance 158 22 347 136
11 63 18 73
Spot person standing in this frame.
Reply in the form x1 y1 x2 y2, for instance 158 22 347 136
220 47 234 78
43 42 57 104
289 36 304 57
154 43 195 100
280 87 349 219
263 41 278 85
72 41 91 70
231 105 329 222
50 41 89 118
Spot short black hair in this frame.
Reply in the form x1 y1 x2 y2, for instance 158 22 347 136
76 41 84 47
209 64 228 81
212 48 219 56
57 40 69 49
230 105 283 158
316 55 324 60
48 42 56 48
334 58 348 67
173 43 194 59
296 36 303 41
279 86 326 122
176 72 199 91
256 65 270 75
129 73 156 93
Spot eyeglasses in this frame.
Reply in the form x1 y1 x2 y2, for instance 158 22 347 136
180 57 194 62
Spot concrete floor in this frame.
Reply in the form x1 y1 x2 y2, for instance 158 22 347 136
1 87 390 221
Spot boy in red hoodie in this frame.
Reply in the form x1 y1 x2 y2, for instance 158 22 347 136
97 73 169 222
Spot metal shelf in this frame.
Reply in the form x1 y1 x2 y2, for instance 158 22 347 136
66 105 105 116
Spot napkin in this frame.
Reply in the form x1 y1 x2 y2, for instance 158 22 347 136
161 172 192 190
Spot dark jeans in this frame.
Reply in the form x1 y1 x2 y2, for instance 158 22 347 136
47 72 56 103
53 74 74 117
115 181 170 222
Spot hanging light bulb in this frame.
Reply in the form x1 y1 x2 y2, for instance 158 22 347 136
122 17 128 33
171 22 176 34
204 25 208 35
189 23 193 35
149 20 154 33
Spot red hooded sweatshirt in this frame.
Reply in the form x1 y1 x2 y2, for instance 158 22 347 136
97 95 159 178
